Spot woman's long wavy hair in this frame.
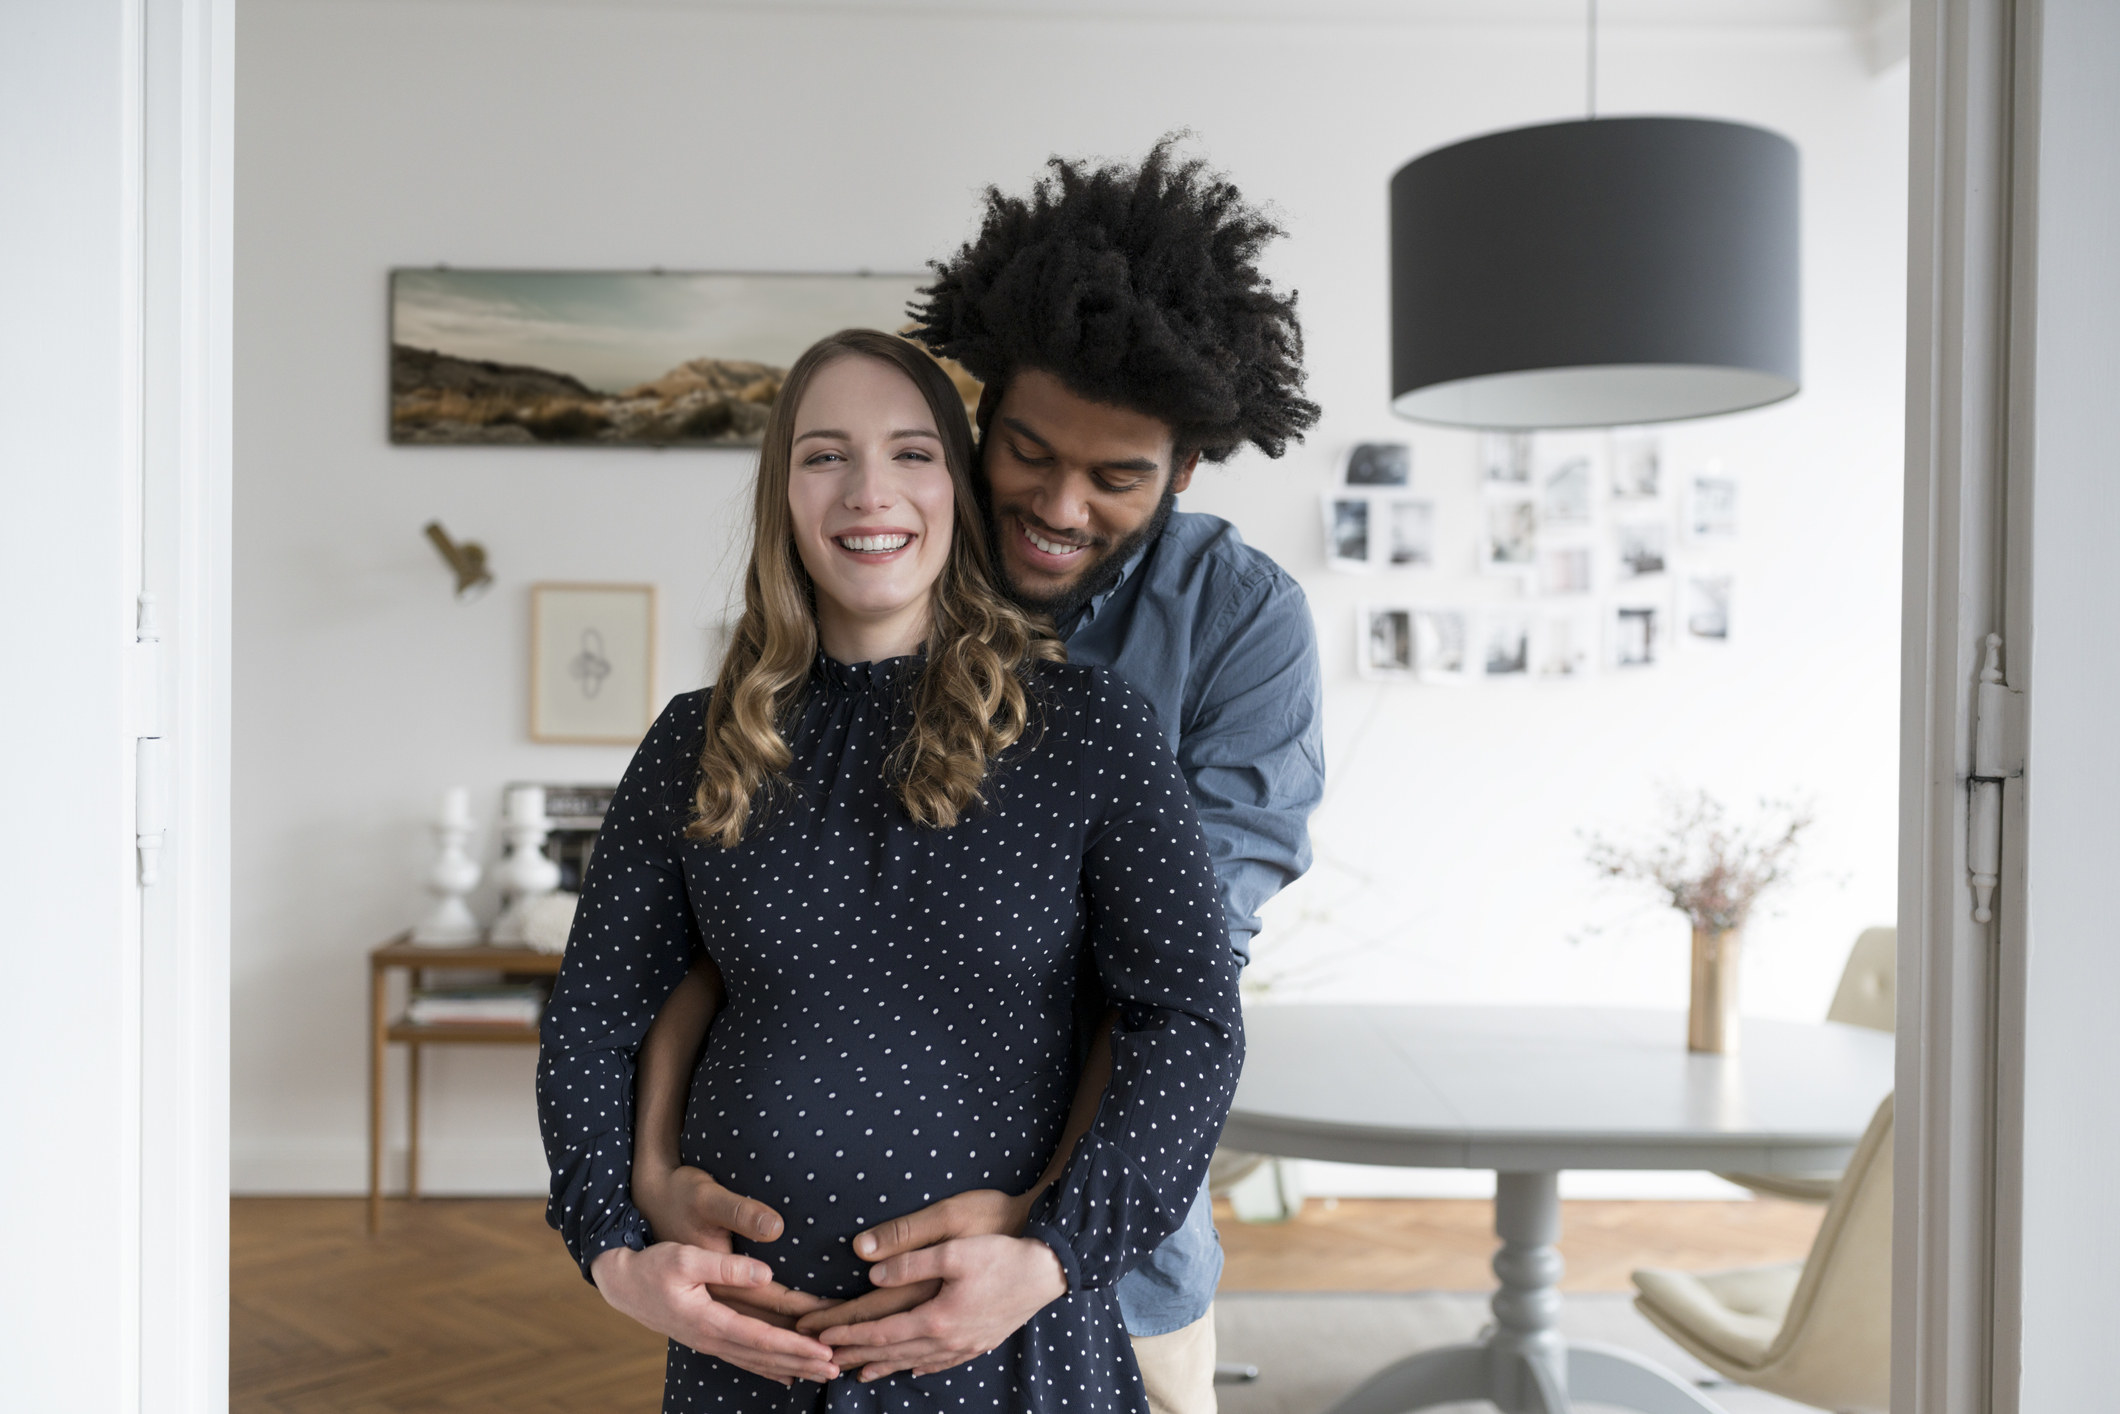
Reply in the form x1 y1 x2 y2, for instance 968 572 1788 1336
689 328 1065 846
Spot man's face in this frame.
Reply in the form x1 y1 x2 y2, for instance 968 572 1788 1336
980 368 1197 618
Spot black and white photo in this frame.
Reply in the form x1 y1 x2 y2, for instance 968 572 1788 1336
1483 495 1538 573
1614 519 1669 578
1414 608 1473 684
1685 574 1734 643
1324 494 1373 570
1359 605 1415 679
1342 441 1412 487
1479 431 1533 485
1535 612 1597 679
1386 497 1436 566
1612 604 1660 667
1611 430 1663 501
1688 472 1740 539
1538 544 1594 595
1484 613 1533 678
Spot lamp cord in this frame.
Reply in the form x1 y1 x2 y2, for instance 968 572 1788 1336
1587 0 1598 119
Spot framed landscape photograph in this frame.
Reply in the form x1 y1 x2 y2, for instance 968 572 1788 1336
390 269 972 448
530 583 657 744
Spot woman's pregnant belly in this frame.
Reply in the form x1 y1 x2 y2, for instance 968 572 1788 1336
681 1019 1074 1299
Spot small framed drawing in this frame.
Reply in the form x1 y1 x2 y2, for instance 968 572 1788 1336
1611 430 1663 501
1342 442 1412 487
531 582 658 744
1614 519 1669 579
1479 431 1533 485
1533 432 1603 528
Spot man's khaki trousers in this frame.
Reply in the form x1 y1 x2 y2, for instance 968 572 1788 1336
1130 1307 1217 1414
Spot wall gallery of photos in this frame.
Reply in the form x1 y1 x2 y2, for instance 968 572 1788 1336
1324 432 1737 684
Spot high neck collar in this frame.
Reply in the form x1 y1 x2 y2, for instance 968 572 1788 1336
812 648 925 694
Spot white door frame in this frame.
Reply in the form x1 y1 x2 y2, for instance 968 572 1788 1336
1896 1 2038 1410
139 2 235 1409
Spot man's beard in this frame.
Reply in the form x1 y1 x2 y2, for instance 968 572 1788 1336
986 486 1177 627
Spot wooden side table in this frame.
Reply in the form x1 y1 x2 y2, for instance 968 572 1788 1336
367 934 564 1233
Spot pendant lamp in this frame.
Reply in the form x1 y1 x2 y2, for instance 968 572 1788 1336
1389 115 1800 430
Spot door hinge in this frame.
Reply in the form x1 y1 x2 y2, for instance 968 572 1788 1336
131 592 166 887
1968 633 2025 924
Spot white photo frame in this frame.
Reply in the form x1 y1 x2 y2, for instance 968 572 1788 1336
1324 494 1376 571
1342 441 1412 487
1479 431 1533 485
1482 495 1538 575
1534 610 1599 680
1613 519 1670 580
1481 611 1534 679
530 582 658 744
1610 602 1661 669
1684 573 1735 645
1687 471 1740 540
1537 543 1595 596
1412 607 1474 684
1610 429 1664 502
1358 605 1416 680
1383 497 1437 567
1534 432 1604 528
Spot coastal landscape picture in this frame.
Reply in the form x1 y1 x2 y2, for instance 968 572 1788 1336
390 270 973 447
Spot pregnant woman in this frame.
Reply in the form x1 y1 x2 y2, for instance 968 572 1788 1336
536 327 1243 1412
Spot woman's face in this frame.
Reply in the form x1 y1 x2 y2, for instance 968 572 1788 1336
785 354 957 661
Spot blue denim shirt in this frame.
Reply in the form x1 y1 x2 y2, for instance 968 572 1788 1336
1061 510 1325 1335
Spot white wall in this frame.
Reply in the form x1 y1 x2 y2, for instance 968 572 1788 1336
2016 0 2120 1401
234 0 1908 1196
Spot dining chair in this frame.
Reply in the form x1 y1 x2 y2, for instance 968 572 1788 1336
1632 1092 1894 1414
1719 925 1895 1200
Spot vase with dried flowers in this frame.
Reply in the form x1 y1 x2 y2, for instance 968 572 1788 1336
1584 790 1812 1054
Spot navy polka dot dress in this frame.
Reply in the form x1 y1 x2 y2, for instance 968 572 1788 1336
537 654 1243 1413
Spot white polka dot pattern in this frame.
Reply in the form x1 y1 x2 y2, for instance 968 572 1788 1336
536 654 1243 1412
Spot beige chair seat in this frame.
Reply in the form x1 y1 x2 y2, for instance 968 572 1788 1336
1636 1093 1894 1414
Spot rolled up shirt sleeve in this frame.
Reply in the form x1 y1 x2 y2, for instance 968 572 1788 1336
1179 573 1325 965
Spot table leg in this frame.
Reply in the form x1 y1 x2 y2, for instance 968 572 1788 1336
407 1041 422 1202
1489 1171 1568 1408
368 960 386 1235
1315 1170 1730 1414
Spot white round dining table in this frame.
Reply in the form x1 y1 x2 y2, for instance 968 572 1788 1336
1221 1004 1895 1414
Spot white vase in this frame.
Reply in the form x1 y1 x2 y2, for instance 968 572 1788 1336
489 786 561 945
410 787 482 946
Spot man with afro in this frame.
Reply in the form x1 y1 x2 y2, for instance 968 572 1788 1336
634 141 1325 1412
848 140 1325 1410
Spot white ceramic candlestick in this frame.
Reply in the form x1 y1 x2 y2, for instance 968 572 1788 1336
410 786 483 946
488 785 561 945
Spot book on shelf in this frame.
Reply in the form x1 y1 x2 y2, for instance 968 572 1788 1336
405 984 547 1027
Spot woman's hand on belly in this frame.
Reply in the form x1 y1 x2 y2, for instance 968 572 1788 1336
804 1229 1068 1382
589 1243 842 1386
791 1187 1033 1338
633 1163 831 1323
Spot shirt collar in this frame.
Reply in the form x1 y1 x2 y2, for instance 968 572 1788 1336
1066 540 1154 636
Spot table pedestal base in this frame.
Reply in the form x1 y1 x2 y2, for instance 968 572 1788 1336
1322 1173 1729 1414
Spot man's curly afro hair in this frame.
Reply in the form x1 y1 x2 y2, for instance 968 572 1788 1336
908 138 1320 464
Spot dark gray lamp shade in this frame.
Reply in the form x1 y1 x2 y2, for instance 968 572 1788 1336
1390 116 1800 429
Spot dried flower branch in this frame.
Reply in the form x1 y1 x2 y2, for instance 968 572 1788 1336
1583 789 1813 934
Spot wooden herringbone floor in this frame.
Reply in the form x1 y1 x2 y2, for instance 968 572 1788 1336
232 1196 1823 1412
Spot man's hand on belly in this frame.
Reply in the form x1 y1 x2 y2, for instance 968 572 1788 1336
806 1230 1068 1381
788 1188 1032 1337
590 1243 842 1386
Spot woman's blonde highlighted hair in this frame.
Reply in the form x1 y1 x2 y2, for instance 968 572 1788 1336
689 328 1064 846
